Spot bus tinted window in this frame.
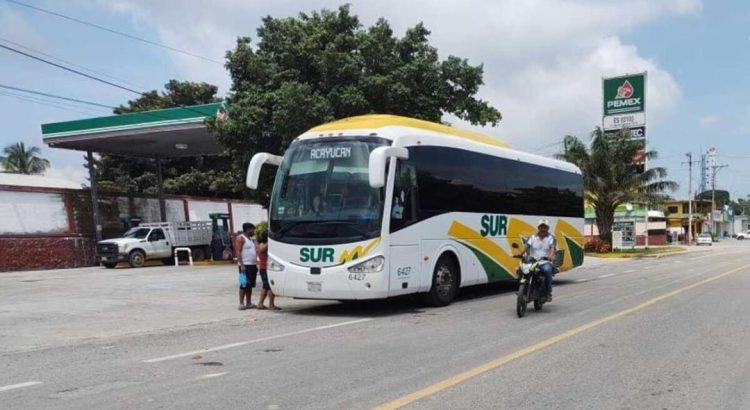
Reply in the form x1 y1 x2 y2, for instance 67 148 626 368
409 146 582 219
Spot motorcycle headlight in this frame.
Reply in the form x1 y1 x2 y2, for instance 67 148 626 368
521 265 531 274
347 256 385 273
268 256 285 272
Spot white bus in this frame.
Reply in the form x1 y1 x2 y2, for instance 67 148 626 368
247 115 584 306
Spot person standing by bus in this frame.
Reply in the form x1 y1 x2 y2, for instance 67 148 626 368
255 230 279 310
234 223 258 310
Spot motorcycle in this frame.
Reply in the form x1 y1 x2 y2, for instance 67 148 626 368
512 242 556 318
517 256 555 317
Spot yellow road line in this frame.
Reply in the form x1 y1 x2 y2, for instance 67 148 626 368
373 263 750 410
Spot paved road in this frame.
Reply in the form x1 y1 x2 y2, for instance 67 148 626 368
1 240 748 409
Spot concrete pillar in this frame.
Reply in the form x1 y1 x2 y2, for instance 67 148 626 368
156 156 166 222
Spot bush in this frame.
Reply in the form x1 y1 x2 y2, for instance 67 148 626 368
585 237 601 252
585 237 612 253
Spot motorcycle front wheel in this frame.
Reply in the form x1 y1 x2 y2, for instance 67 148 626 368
516 284 528 318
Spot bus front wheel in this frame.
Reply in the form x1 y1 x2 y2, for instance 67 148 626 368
423 255 458 307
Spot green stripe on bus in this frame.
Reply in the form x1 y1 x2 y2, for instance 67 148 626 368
458 241 516 281
565 236 584 267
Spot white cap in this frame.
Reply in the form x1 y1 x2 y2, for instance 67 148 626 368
537 219 549 227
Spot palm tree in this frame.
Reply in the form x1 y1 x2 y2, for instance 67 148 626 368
1 142 51 175
557 127 678 242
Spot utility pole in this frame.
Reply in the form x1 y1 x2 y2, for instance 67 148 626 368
683 153 698 245
710 164 729 238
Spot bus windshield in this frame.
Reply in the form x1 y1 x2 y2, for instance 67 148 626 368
270 137 389 244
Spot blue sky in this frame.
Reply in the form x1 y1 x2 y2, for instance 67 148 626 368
0 0 748 201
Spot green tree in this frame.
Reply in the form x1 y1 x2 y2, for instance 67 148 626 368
1 142 50 175
731 196 750 215
209 5 502 200
557 128 678 241
93 80 241 197
697 189 729 207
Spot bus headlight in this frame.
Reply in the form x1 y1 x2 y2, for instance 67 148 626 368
268 256 285 272
347 256 385 273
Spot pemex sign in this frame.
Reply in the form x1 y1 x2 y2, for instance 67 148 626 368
603 73 645 116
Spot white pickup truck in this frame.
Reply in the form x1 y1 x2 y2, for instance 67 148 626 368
96 221 213 268
737 231 750 240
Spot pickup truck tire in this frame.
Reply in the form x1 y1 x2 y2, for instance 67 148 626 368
103 262 117 269
128 250 146 268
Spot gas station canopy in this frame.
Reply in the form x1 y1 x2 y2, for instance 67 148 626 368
42 103 225 157
41 103 228 241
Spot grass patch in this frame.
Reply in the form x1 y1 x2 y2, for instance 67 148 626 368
586 247 686 258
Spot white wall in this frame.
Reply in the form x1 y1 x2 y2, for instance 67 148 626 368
231 203 266 229
133 198 161 223
0 191 68 234
166 199 186 222
188 200 228 222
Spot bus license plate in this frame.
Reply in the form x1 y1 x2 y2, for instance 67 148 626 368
307 282 322 292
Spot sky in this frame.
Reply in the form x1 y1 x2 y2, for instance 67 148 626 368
0 0 749 200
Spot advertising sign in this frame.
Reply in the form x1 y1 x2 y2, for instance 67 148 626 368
612 221 635 248
603 72 647 174
603 73 646 116
602 112 646 131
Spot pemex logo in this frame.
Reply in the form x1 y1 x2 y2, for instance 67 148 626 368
615 80 634 99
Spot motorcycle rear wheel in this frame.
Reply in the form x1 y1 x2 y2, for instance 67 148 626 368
534 300 544 311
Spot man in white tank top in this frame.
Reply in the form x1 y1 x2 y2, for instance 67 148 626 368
234 223 258 310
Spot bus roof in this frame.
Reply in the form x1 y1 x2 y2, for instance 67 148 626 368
307 114 510 149
304 114 579 174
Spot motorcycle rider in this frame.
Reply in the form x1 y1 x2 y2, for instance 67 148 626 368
520 219 557 302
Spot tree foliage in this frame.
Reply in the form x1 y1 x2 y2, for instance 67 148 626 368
557 128 678 241
1 142 50 175
697 189 729 207
93 81 240 197
209 5 502 200
731 196 750 216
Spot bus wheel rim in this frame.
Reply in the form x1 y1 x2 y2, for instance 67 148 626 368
436 265 453 297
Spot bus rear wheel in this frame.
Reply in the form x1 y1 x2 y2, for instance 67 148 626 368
423 255 458 307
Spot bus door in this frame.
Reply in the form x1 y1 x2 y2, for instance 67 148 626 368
388 161 420 296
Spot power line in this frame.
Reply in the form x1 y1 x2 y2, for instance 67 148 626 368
1 43 218 119
4 0 223 65
0 43 143 95
0 90 105 116
0 88 109 113
0 36 144 89
0 84 116 109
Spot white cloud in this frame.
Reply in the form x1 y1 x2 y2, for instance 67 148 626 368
99 0 700 153
698 115 718 128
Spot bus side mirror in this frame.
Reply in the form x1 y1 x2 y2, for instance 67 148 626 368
369 146 409 189
246 153 283 189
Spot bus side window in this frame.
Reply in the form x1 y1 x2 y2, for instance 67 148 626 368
391 162 418 232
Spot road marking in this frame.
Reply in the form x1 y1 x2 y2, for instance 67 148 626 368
144 318 373 363
0 381 43 393
624 269 636 273
373 263 750 410
574 278 592 283
597 273 616 279
196 372 228 380
689 251 739 260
